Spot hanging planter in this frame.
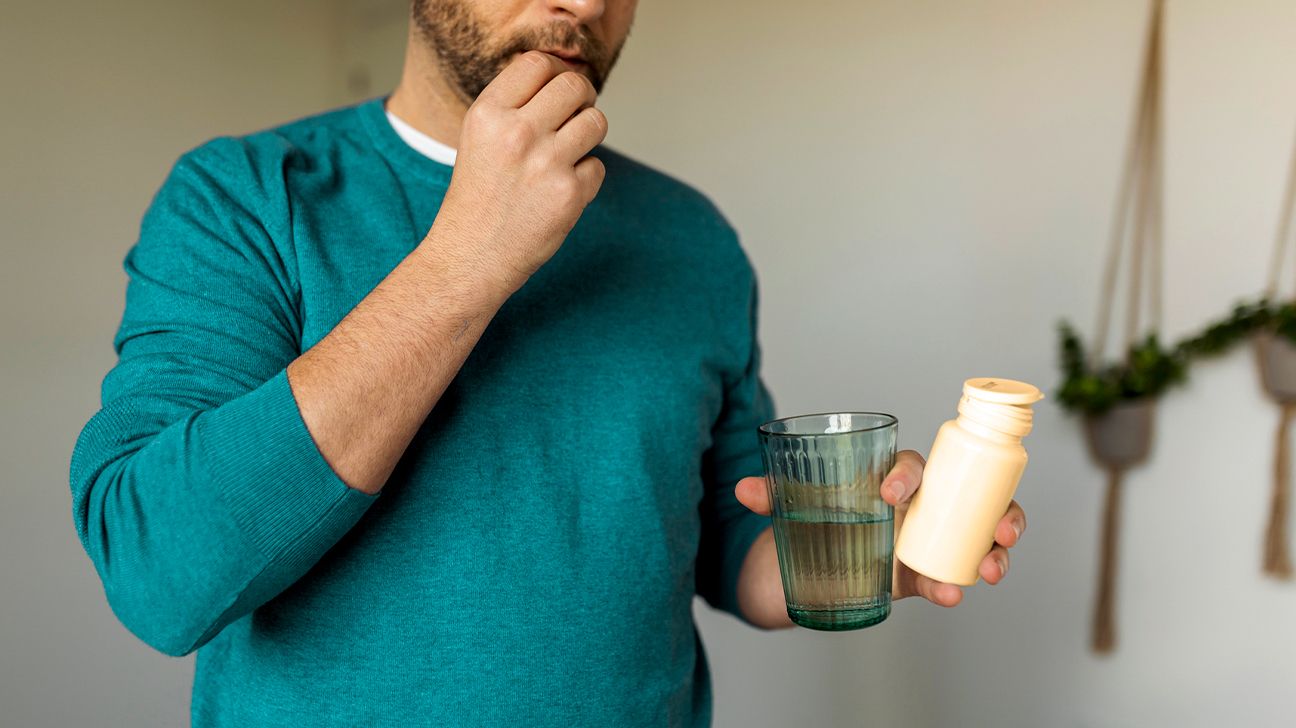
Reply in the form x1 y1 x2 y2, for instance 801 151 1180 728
1057 327 1184 654
1255 331 1296 403
1083 399 1156 469
1174 299 1296 579
1055 0 1170 655
1256 318 1296 577
1083 398 1156 655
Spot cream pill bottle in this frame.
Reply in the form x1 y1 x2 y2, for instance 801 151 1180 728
894 378 1043 586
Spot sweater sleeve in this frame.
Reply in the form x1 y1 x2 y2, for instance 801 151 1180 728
695 268 776 622
69 142 377 657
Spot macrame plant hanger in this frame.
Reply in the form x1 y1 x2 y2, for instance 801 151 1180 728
1085 0 1165 655
1254 124 1296 578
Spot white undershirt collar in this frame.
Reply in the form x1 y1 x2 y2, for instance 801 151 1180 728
385 108 458 167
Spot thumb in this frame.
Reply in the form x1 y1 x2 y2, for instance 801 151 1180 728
734 476 771 516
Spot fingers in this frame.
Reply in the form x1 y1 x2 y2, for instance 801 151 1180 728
994 500 1026 548
911 573 963 607
525 70 598 131
572 155 607 205
983 500 1023 584
978 545 1010 585
734 476 772 516
556 106 608 164
894 558 964 606
881 450 927 506
478 50 569 109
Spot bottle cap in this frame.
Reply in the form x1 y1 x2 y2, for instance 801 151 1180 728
963 377 1044 406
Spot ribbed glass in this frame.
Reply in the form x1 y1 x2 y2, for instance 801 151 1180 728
758 413 897 631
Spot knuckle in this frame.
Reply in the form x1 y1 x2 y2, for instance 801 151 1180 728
905 458 925 481
465 104 502 135
499 122 534 156
552 174 581 204
559 71 588 96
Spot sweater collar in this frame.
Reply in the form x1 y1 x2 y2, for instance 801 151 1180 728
357 96 454 187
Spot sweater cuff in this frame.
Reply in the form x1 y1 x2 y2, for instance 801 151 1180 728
196 370 378 564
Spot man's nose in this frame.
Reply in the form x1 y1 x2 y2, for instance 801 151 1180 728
546 0 605 25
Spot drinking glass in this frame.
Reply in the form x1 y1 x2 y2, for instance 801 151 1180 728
758 413 898 630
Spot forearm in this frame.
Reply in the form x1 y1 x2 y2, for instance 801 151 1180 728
736 527 795 629
287 230 518 495
71 222 518 655
288 52 610 497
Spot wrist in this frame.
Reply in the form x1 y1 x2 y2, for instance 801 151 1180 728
413 224 526 305
737 527 795 629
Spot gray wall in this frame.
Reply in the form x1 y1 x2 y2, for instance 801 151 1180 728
6 1 1296 726
1 2 348 726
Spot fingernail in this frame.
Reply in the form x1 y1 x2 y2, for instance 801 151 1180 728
997 557 1008 577
885 481 903 500
1012 521 1023 541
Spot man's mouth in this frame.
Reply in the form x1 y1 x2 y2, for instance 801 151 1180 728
538 48 589 72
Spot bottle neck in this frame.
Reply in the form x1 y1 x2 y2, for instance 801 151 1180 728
956 395 1032 444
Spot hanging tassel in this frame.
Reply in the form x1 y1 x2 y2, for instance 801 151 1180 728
1264 403 1296 577
1092 467 1123 654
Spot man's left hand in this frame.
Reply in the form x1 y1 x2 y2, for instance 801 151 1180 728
732 449 1027 625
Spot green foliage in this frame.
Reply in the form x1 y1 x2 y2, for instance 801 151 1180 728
1173 299 1272 359
1055 297 1296 415
1056 324 1186 415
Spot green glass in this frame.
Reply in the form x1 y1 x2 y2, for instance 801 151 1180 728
758 413 898 631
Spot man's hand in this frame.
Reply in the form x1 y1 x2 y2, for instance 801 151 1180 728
430 50 609 296
732 450 1028 623
289 51 607 494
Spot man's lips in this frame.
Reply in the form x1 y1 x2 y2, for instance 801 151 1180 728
537 49 589 71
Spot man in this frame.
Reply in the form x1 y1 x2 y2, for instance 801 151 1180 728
70 0 1027 724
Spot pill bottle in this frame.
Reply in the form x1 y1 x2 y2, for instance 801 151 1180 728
894 377 1043 586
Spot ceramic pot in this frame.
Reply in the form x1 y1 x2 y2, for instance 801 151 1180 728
1084 399 1156 470
1254 331 1296 404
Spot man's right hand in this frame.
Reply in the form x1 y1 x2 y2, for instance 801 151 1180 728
289 52 608 495
430 50 610 295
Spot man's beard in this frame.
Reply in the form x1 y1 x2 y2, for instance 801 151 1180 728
412 0 622 102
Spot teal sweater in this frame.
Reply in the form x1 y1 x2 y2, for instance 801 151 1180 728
70 98 774 726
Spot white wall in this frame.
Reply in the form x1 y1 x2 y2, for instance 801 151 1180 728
7 1 1296 726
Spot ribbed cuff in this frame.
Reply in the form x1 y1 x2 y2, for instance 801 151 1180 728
196 370 378 562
